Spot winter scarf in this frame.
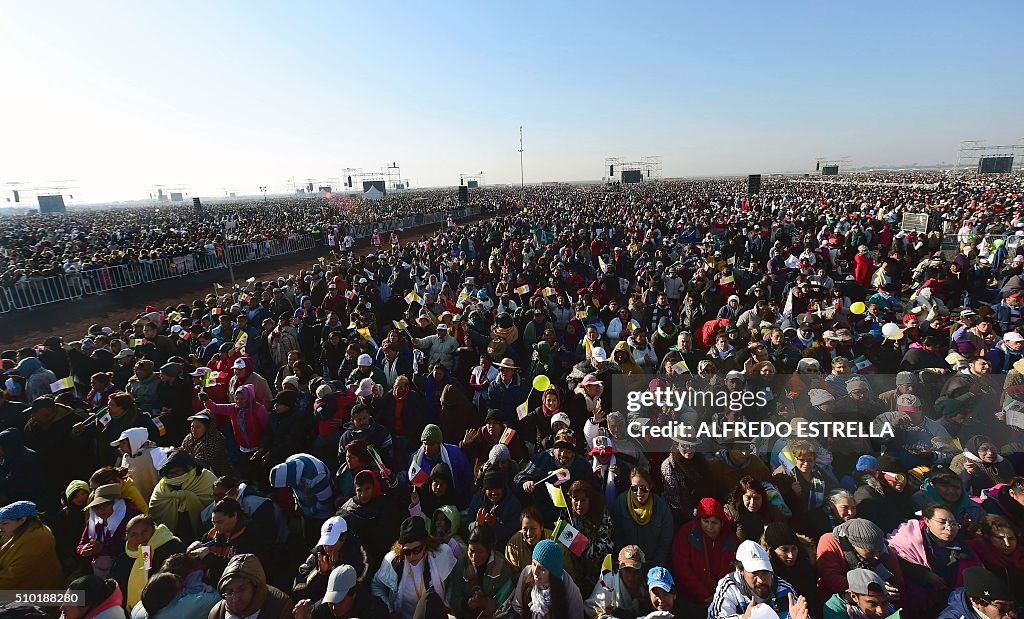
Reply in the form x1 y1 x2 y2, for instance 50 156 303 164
627 488 653 526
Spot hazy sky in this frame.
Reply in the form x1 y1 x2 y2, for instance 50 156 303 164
1 2 1022 203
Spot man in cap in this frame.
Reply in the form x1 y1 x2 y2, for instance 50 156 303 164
410 321 459 372
292 515 368 604
939 567 1016 619
514 428 599 515
878 371 917 412
708 540 808 619
584 545 648 618
989 330 1024 374
345 353 385 391
816 518 904 602
293 564 388 618
112 347 137 388
823 568 896 619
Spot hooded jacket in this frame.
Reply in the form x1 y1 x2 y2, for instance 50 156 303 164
0 517 64 591
370 540 458 614
15 356 57 402
119 427 166 501
936 587 975 619
336 470 403 570
671 517 740 603
209 553 294 619
227 357 274 411
0 427 45 506
206 383 269 450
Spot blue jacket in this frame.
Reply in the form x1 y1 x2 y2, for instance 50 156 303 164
407 444 473 497
937 587 972 619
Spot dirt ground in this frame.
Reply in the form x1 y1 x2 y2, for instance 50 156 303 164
0 214 491 350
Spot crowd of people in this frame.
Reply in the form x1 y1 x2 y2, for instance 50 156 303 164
2 170 1024 619
0 191 470 286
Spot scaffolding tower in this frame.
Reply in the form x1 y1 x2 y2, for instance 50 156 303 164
957 140 1024 172
604 156 663 183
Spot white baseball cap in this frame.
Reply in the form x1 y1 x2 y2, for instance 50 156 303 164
550 412 570 428
591 347 608 362
316 516 348 547
357 354 373 366
232 358 247 369
736 540 773 573
1004 332 1024 343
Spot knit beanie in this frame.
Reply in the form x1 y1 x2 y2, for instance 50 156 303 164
0 500 37 521
65 480 90 502
855 455 878 472
836 518 885 552
532 539 564 580
488 444 511 464
762 523 799 550
696 497 728 522
421 424 443 444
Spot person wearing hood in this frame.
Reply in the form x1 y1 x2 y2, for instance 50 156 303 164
912 469 987 531
111 426 167 500
127 359 161 415
955 435 1017 497
60 574 127 619
528 340 561 388
200 383 268 476
75 391 161 467
188 497 272 585
130 554 220 619
431 504 467 562
671 497 739 608
209 553 294 619
982 477 1024 524
252 388 309 471
816 518 905 602
269 453 335 543
179 411 232 477
464 468 523 548
148 450 216 541
337 469 402 572
10 355 57 402
0 427 45 506
227 355 274 411
370 516 459 618
759 522 819 614
0 500 64 591
78 483 142 579
121 514 185 609
45 480 92 575
822 568 897 619
438 383 476 451
937 566 1017 619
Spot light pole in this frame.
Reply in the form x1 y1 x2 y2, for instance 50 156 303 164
259 186 267 202
518 126 525 208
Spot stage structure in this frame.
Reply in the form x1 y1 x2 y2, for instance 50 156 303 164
957 140 1024 174
815 157 849 176
460 171 485 189
152 185 190 202
341 162 410 194
5 180 78 210
604 157 663 184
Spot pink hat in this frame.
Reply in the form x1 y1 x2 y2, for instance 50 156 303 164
580 374 603 387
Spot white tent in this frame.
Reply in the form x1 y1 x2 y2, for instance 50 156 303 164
363 186 385 200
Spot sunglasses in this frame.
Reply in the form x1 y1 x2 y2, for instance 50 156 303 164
402 544 425 557
630 485 650 493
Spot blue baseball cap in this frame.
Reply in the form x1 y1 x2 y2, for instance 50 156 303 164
647 566 674 592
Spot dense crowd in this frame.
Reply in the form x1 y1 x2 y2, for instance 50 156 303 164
0 191 468 284
3 171 1024 619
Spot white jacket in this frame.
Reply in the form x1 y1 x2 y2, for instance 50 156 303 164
370 544 457 613
584 571 644 618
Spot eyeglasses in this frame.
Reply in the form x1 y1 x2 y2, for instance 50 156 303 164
402 544 425 557
220 582 252 599
930 518 961 530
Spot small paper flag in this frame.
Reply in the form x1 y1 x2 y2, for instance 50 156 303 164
514 284 530 295
671 360 689 375
152 416 166 437
601 553 613 573
554 520 589 556
409 456 429 487
235 332 248 349
345 290 357 300
141 545 152 571
546 482 567 508
516 400 529 420
393 319 408 330
500 427 517 445
727 256 736 265
356 327 372 341
203 371 220 388
405 291 423 305
180 331 191 341
542 287 557 296
1003 394 1024 414
245 276 256 284
213 283 224 291
98 412 112 427
852 356 872 372
598 255 609 272
50 376 75 393
318 257 325 263
721 275 734 284
129 338 143 348
211 307 223 316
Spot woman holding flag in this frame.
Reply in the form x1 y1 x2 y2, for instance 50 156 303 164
554 479 613 594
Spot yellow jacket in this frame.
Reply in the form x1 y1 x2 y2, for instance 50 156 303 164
125 524 180 608
0 518 64 590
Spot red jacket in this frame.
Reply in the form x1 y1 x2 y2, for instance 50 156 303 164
852 253 875 287
671 519 739 604
816 531 905 602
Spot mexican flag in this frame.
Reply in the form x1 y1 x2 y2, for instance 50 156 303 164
552 519 589 557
